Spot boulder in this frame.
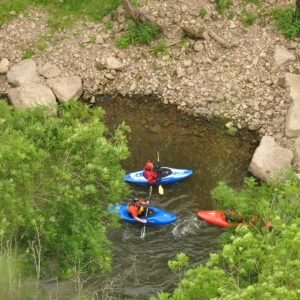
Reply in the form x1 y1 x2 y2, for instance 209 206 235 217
0 58 9 74
38 62 61 79
8 83 57 109
285 73 300 137
105 56 123 70
249 136 293 182
274 45 295 67
7 59 40 86
47 76 83 103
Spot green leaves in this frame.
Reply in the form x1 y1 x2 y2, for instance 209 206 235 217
162 173 300 299
0 101 129 279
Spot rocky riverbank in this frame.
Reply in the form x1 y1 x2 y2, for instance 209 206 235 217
1 0 300 181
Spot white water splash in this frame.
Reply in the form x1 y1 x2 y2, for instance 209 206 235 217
172 217 205 237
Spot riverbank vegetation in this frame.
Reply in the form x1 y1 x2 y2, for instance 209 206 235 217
159 173 300 299
273 4 300 38
118 20 161 48
0 0 121 29
0 101 129 287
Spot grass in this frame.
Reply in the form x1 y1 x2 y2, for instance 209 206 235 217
242 10 257 26
152 42 169 56
216 0 232 15
20 32 53 59
199 8 207 18
105 20 114 30
0 0 121 30
273 5 300 39
227 11 235 20
22 48 35 59
117 20 161 49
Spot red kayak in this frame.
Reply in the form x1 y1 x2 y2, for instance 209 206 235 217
197 210 272 229
196 210 243 228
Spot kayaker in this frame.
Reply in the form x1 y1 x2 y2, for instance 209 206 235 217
143 161 160 185
127 197 150 224
225 209 243 223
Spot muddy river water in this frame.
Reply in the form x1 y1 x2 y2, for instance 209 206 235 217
96 97 258 299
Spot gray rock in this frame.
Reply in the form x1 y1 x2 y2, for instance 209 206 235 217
8 83 57 109
7 59 40 86
47 76 83 103
38 62 61 79
277 76 286 88
193 41 204 52
176 66 185 78
249 136 293 182
95 35 104 44
248 121 260 131
225 121 233 128
106 56 123 70
0 58 9 74
285 73 300 137
274 45 296 67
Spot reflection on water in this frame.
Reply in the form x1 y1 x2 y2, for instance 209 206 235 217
95 96 258 299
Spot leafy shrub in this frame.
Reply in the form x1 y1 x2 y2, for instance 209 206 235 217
273 5 300 39
0 101 129 279
160 173 300 299
117 20 161 48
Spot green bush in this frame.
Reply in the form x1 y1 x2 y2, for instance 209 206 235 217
273 5 300 39
0 101 129 279
160 173 300 299
117 20 161 48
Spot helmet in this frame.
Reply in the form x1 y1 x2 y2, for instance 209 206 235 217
145 162 154 170
132 197 139 202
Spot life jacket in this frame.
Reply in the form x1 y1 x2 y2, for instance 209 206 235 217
143 168 158 185
128 201 144 217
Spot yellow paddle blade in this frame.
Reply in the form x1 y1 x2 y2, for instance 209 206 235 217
157 151 160 163
158 185 164 195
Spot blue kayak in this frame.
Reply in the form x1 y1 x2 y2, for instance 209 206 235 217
108 204 176 225
124 167 192 185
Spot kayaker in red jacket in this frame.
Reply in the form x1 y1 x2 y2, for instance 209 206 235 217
143 161 159 185
127 197 150 224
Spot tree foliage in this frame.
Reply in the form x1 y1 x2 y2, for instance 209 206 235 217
0 101 130 279
159 174 300 299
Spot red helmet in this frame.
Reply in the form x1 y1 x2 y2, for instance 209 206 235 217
145 162 154 170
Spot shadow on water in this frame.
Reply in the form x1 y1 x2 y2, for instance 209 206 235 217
93 96 258 299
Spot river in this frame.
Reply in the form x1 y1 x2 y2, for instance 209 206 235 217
92 96 258 299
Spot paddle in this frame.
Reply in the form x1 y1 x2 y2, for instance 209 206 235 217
141 185 152 240
157 151 164 195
